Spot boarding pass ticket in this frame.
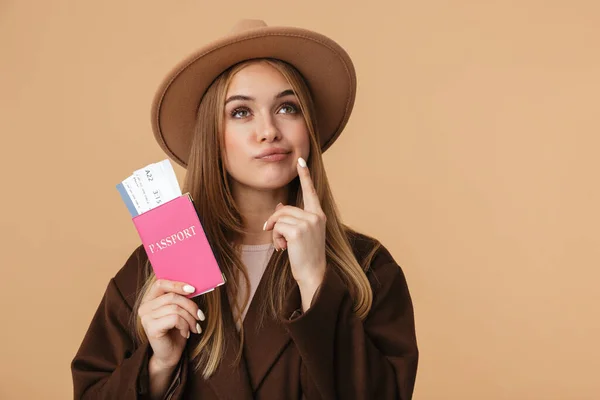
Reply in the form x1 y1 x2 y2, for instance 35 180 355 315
116 159 182 217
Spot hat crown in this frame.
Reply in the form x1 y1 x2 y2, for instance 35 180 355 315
229 19 268 34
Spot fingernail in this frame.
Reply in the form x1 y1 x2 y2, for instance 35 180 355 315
298 157 307 168
183 285 195 293
196 323 202 334
187 331 190 339
262 221 267 231
276 202 283 209
197 309 205 321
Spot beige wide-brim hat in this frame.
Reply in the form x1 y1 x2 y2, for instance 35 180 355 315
150 19 357 168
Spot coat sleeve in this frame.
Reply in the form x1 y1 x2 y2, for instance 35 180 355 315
70 247 189 400
280 245 419 400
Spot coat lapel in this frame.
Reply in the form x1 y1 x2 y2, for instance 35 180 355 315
197 252 295 397
194 289 254 400
241 261 293 391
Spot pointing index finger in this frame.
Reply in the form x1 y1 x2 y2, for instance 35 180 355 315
297 157 321 213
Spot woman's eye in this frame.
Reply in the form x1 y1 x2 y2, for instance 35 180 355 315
278 103 298 114
231 107 250 118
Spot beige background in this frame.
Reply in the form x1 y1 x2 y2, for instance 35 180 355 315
1 1 599 399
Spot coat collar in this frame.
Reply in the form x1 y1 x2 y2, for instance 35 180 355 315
188 288 254 400
241 272 293 390
203 254 293 397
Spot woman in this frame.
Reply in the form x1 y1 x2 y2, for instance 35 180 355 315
71 19 419 399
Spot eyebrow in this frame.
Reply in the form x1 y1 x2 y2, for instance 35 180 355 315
224 89 296 105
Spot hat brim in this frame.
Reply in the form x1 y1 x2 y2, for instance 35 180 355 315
150 25 356 168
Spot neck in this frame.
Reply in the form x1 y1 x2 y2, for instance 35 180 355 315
232 183 289 246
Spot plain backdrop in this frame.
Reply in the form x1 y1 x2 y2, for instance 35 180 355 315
1 1 599 399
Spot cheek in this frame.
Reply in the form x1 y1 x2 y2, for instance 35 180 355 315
289 124 311 155
222 131 245 170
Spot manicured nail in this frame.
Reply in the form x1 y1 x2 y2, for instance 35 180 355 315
197 309 205 321
186 331 190 339
262 221 267 231
196 323 202 334
183 285 195 293
298 157 307 168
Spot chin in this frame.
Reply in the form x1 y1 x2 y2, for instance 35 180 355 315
241 173 294 191
230 166 296 191
254 178 292 191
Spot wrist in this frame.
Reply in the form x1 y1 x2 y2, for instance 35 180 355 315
148 355 179 400
297 277 321 294
297 277 324 312
296 261 325 287
149 355 178 375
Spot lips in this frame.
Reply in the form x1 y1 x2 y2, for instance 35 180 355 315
255 148 291 159
260 153 289 161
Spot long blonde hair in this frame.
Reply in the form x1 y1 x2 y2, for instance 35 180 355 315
132 58 380 378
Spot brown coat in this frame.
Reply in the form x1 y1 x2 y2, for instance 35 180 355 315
71 231 419 399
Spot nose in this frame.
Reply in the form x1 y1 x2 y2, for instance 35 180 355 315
257 113 281 143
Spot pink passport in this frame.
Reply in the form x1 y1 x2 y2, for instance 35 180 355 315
132 193 225 298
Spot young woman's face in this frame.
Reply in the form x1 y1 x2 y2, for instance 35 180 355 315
222 62 310 191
